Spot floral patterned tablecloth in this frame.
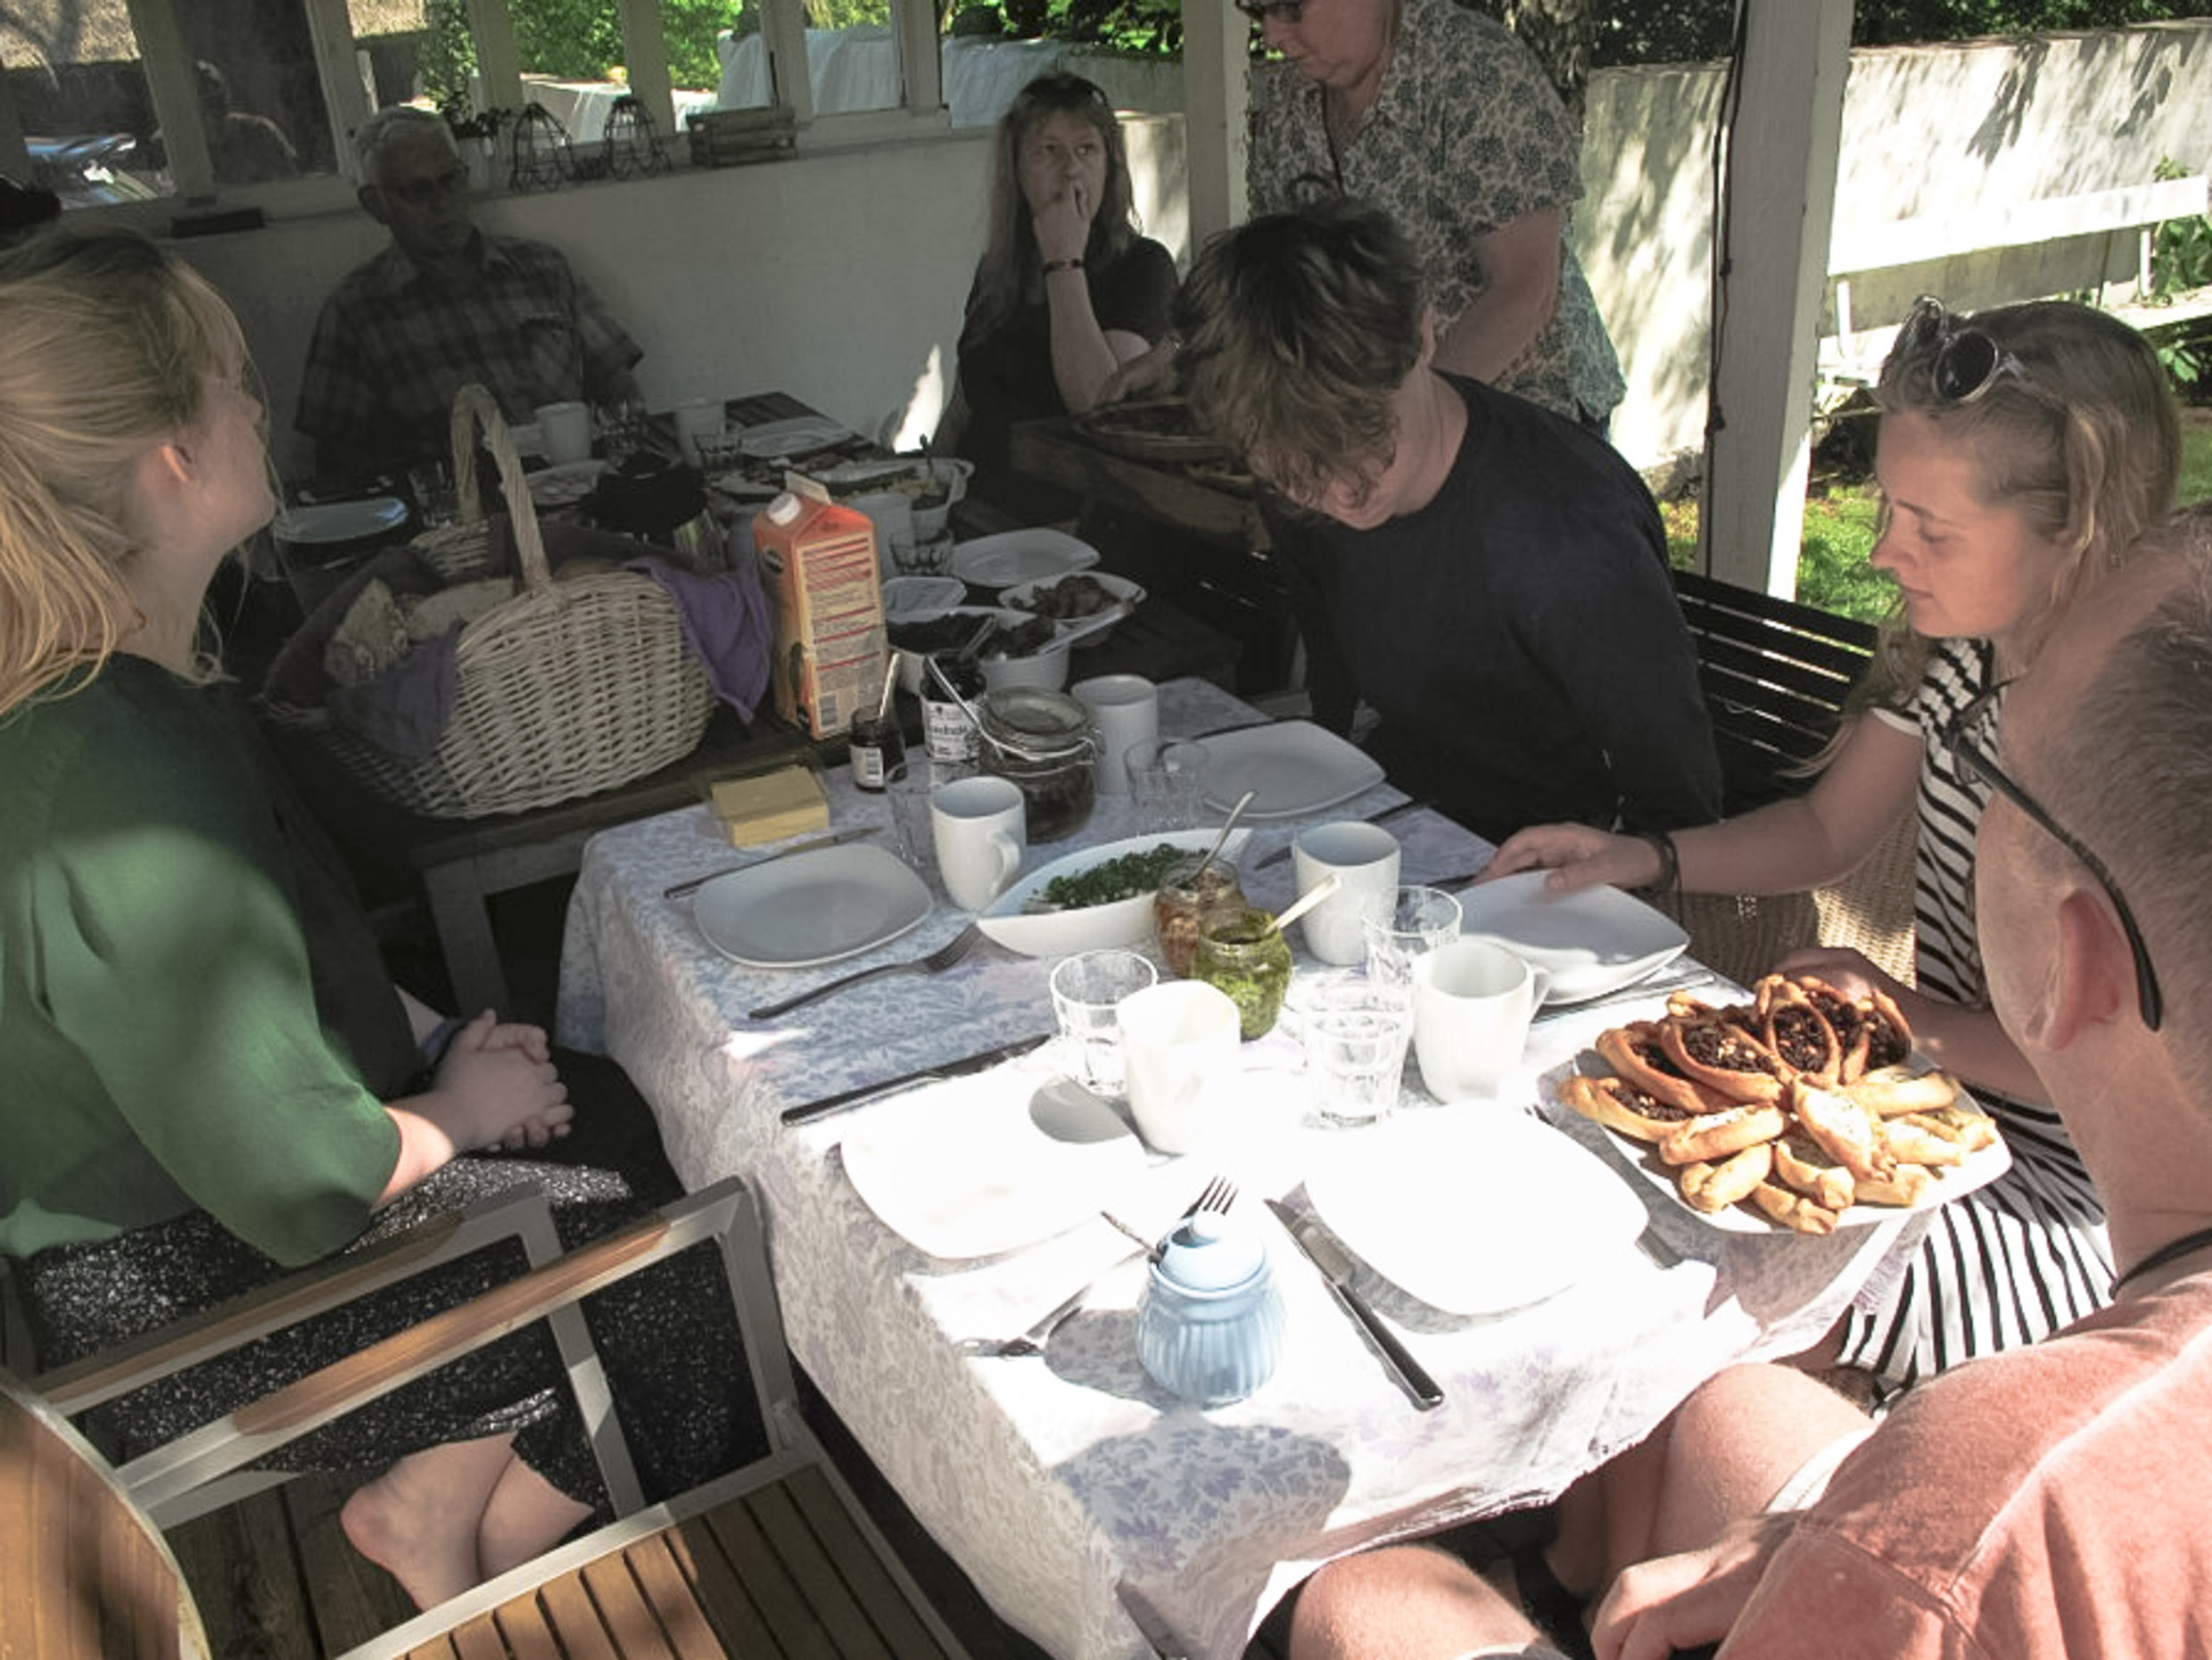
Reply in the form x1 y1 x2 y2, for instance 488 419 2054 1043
557 676 1904 1660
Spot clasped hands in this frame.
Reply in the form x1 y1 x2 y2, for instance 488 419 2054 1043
432 1010 574 1152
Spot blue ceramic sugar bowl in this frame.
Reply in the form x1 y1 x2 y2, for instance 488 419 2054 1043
1135 1210 1287 1406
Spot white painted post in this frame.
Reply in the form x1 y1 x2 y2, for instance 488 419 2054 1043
1700 0 1853 597
1182 0 1250 250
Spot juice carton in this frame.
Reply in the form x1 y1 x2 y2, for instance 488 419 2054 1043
753 488 887 739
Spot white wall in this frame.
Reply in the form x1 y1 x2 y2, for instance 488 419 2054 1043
180 23 2207 486
186 111 1186 482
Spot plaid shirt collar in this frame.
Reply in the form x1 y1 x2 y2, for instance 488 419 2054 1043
359 228 524 299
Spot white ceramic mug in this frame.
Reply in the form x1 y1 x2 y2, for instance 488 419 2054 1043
1118 980 1242 1154
1291 821 1402 966
1411 938 1551 1103
1070 674 1158 795
931 774 1026 910
849 491 917 579
672 396 725 465
534 400 592 465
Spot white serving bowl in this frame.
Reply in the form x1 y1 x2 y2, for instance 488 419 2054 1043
910 458 975 539
978 627 1073 693
999 571 1147 648
977 828 1254 957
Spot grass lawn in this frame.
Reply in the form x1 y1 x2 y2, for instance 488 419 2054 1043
1663 405 2212 624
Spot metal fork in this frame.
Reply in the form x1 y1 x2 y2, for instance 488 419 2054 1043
1189 1176 1237 1218
957 1247 1145 1359
749 923 983 1020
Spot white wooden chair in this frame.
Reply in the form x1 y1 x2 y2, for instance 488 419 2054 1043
2 1176 971 1660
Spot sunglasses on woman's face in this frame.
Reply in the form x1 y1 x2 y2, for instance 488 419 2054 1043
1943 683 2165 1031
1896 295 2026 405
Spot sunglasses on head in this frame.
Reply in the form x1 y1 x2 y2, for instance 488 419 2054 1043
1896 295 2026 405
1943 682 2164 1031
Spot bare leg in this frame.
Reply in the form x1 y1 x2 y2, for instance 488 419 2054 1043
476 1452 593 1582
341 1434 516 1609
1292 1545 1548 1660
1550 1363 1872 1600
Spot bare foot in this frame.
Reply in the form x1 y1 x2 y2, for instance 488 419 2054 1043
477 1455 593 1582
339 1437 515 1610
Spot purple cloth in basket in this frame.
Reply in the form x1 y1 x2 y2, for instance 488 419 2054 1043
623 558 773 722
264 516 770 764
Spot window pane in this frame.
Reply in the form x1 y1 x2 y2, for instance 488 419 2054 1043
4 0 340 205
936 4 1183 128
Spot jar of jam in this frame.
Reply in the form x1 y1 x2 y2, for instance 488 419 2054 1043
1152 855 1246 979
920 654 984 764
846 709 906 791
977 688 1097 843
1192 907 1294 1041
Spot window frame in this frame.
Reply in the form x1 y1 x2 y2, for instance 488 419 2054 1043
1 0 953 224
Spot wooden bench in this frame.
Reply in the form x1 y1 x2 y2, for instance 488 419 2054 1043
1820 171 2211 392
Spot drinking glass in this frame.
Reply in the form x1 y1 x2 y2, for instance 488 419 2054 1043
1127 738 1209 834
1293 975 1416 1127
1050 948 1160 1097
1360 885 1464 995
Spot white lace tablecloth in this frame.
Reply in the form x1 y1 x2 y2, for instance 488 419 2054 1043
557 677 1901 1660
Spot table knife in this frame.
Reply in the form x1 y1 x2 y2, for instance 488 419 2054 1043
1252 797 1424 870
1265 1199 1444 1410
780 1032 1052 1126
662 826 877 899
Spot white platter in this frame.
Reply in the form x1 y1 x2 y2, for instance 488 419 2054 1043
842 1070 1146 1259
1302 1109 1648 1315
696 844 932 969
1457 871 1691 1005
1199 721 1387 821
523 459 607 508
881 574 970 624
976 828 1252 957
739 414 855 458
1540 1058 2015 1235
998 572 1147 648
949 528 1101 590
274 496 409 543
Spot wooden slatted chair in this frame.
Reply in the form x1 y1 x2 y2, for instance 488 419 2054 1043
2 1176 970 1660
1668 570 1917 986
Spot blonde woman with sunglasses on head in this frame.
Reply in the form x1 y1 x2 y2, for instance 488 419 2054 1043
1489 298 2182 1400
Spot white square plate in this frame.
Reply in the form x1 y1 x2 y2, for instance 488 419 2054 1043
1198 721 1387 821
949 528 1101 590
1302 1109 1648 1314
696 844 931 969
842 1070 1146 1259
1457 871 1691 1005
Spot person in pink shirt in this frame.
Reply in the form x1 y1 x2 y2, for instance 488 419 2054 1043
1289 504 2212 1659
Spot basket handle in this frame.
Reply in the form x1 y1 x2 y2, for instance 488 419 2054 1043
449 384 553 593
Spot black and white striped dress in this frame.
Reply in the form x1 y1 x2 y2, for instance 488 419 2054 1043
1835 637 2114 1395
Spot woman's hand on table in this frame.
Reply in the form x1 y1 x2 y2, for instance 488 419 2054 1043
1482 823 1663 894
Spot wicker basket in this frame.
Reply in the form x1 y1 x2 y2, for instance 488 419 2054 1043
279 384 713 819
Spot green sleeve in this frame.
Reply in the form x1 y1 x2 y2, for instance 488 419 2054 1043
33 687 400 1266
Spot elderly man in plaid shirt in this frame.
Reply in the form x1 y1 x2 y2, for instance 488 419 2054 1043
296 106 643 478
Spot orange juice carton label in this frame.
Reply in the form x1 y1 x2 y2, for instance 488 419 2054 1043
754 488 887 739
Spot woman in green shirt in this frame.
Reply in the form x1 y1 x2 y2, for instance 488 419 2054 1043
0 230 735 1612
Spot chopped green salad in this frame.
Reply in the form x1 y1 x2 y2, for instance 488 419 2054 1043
1038 844 1192 910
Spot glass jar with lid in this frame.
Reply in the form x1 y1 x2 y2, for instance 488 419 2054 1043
976 688 1097 843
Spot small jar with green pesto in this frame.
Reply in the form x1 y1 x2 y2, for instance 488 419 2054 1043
1192 907 1294 1041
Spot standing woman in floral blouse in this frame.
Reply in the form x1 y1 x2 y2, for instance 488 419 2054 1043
1243 0 1623 431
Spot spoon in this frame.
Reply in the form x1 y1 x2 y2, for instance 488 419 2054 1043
1196 789 1256 880
1266 872 1342 937
1047 604 1134 651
